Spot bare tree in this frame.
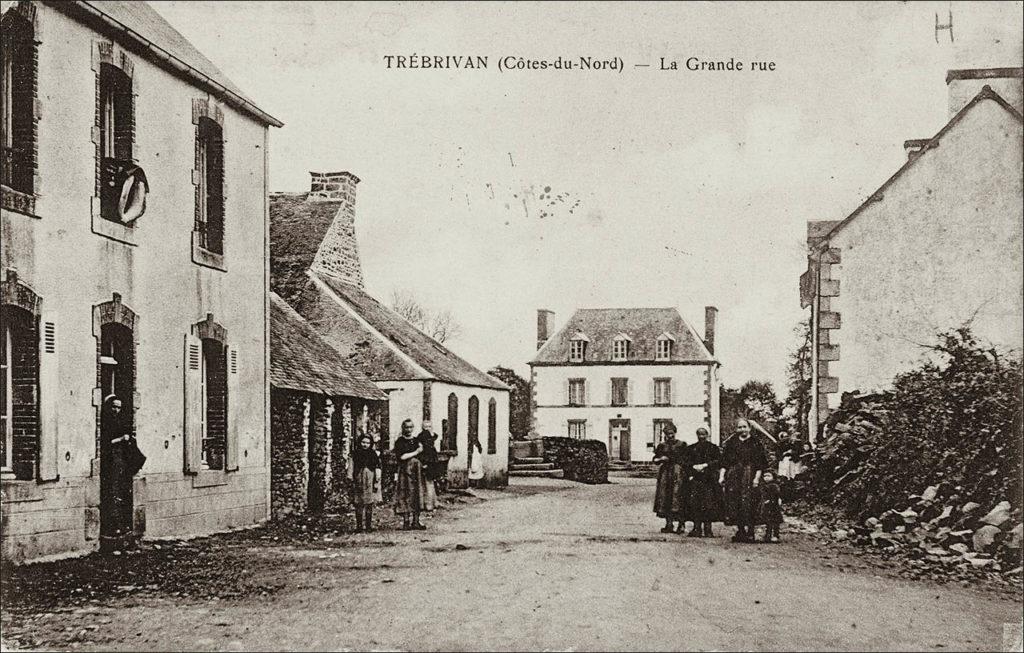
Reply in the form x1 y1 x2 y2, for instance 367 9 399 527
390 289 462 343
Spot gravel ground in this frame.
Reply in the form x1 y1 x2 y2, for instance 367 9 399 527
1 478 1021 651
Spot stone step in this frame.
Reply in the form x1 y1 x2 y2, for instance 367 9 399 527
513 456 545 464
509 468 564 478
509 462 556 471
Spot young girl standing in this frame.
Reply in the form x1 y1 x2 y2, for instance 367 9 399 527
350 434 382 532
759 470 783 543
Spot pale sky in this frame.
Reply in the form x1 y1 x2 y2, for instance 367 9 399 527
154 1 1023 390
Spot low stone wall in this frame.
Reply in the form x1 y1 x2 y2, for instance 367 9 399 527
541 437 609 484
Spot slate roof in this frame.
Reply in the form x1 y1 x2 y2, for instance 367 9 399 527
269 193 341 302
306 276 509 390
813 84 1022 248
532 308 716 365
270 292 385 400
57 1 282 126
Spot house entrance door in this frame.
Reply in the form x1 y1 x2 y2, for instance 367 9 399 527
609 420 631 461
99 323 136 551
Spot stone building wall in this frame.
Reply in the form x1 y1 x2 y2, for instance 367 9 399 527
270 389 309 518
309 172 363 288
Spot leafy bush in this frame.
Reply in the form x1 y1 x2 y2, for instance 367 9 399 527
804 328 1023 518
541 437 609 484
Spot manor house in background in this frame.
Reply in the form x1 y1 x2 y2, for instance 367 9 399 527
800 67 1023 438
530 307 721 461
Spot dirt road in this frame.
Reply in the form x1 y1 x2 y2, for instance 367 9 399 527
3 477 1021 651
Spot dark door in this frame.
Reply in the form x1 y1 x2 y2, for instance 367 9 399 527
609 419 631 461
99 323 135 549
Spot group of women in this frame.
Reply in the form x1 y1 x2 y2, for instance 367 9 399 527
653 419 779 543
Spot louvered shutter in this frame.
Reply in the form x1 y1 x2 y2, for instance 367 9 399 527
669 377 676 406
626 378 633 406
225 346 239 471
183 334 203 473
564 378 570 406
37 314 60 481
581 379 587 405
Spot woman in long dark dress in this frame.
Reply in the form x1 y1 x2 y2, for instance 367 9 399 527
652 422 688 534
99 395 144 550
686 424 722 538
393 418 428 530
719 419 768 543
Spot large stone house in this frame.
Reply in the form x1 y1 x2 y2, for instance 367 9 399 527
800 67 1023 438
269 292 386 517
270 171 511 488
530 307 721 460
1 1 281 562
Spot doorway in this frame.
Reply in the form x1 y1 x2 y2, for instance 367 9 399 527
98 322 135 549
609 419 631 461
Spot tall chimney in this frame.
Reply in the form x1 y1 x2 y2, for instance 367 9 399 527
704 306 718 356
536 309 555 350
308 171 364 288
946 68 1023 118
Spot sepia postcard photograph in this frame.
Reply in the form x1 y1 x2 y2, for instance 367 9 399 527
0 1 1022 651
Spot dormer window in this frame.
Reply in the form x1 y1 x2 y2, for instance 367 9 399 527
612 334 631 361
569 332 589 362
656 333 675 361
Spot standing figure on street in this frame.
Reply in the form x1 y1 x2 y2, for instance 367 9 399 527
652 422 689 534
759 470 784 543
686 425 722 537
417 421 440 506
393 418 428 530
350 434 382 532
720 419 768 543
99 395 145 551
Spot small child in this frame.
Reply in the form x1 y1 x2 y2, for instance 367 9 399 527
759 471 783 543
349 434 382 532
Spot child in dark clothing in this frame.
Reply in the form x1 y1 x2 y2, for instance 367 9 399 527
759 471 783 543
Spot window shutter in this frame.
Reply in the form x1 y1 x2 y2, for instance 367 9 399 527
669 378 675 406
37 314 60 481
564 378 570 405
581 379 587 405
626 378 633 406
649 378 655 405
606 379 612 406
183 333 203 473
225 346 239 471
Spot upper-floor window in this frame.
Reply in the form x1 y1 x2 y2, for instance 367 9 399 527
98 63 135 222
612 337 630 361
656 337 673 361
654 378 672 406
196 117 225 254
569 339 587 362
0 8 36 197
611 377 629 406
568 378 586 406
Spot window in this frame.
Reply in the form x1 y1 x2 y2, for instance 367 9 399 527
98 63 134 221
468 395 480 453
611 378 629 406
443 393 459 452
654 378 671 406
1 304 39 480
568 420 586 439
487 398 497 454
200 338 228 470
656 338 673 361
0 8 36 199
568 378 586 406
651 419 674 448
569 339 586 362
612 338 630 361
196 117 225 254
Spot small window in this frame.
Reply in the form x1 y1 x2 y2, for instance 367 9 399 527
98 63 134 221
569 339 586 362
196 117 225 254
487 398 497 454
568 420 586 439
568 378 586 406
201 338 228 470
1 10 36 196
611 378 629 406
612 339 629 361
654 378 671 406
656 339 672 361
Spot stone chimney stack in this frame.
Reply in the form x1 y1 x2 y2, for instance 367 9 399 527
704 306 718 356
536 309 555 350
946 68 1023 117
309 171 364 288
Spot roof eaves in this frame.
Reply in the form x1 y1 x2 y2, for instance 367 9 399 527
814 85 1022 250
61 1 284 128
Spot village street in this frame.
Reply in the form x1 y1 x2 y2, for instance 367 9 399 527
2 477 1019 652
